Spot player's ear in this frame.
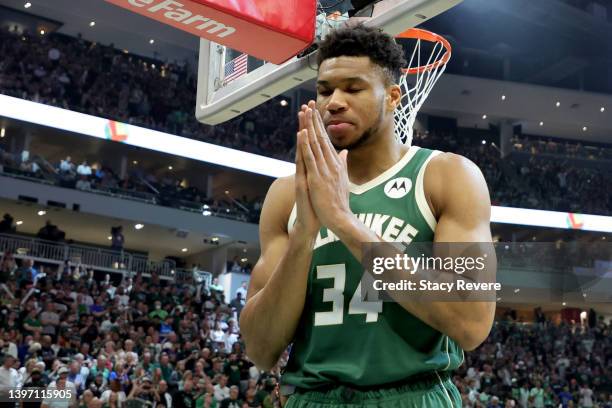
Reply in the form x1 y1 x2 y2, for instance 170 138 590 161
386 83 402 113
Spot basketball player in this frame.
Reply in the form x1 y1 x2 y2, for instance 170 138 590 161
239 25 495 407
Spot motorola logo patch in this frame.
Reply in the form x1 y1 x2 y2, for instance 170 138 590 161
384 177 412 199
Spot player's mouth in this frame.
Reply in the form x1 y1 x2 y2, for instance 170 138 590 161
326 120 355 135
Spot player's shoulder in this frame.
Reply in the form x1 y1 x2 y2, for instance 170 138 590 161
266 175 295 204
260 175 296 233
425 151 487 214
427 151 483 182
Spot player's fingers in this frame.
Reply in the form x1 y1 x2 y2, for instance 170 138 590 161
295 131 303 171
299 104 309 130
300 128 320 176
295 131 307 190
313 109 339 165
306 108 326 169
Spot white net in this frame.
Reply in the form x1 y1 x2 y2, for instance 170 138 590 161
395 29 451 145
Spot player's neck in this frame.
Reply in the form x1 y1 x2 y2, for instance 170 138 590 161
346 129 409 186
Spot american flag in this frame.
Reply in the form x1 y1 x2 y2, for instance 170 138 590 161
224 53 248 84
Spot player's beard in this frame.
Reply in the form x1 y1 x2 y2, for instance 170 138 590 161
331 101 385 152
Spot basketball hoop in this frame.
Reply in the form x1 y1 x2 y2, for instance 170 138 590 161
395 28 452 145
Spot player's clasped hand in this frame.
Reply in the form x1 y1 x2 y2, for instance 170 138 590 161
294 105 321 238
295 100 352 235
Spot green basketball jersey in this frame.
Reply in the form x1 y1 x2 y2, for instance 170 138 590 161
282 146 464 390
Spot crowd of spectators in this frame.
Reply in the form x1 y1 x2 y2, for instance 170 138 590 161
0 28 295 162
454 314 612 407
413 131 611 216
511 137 612 161
1 252 611 408
0 253 285 408
0 27 610 217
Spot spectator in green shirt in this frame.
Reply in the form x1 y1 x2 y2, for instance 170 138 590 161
530 380 545 408
149 301 168 320
23 308 43 335
157 353 174 383
223 354 242 388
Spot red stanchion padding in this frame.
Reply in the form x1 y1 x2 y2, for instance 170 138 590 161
105 0 316 64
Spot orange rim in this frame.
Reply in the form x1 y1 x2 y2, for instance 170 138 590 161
397 28 451 75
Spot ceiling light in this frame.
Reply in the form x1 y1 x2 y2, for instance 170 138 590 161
16 220 23 225
134 223 144 230
39 29 45 35
107 236 112 240
600 107 605 113
224 190 229 195
181 248 188 252
280 100 288 107
562 302 566 306
24 2 31 8
501 95 506 101
149 39 155 44
37 210 46 216
481 140 486 145
0 128 5 138
482 114 487 119
582 126 588 132
132 160 138 165
89 21 96 27
539 121 544 126
555 101 560 107
168 166 173 170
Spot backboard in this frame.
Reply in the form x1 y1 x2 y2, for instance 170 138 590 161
195 0 462 126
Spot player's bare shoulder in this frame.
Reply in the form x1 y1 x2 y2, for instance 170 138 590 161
424 152 489 218
260 175 296 236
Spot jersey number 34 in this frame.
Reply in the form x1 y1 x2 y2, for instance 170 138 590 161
314 263 383 327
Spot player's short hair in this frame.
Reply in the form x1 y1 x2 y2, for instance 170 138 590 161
317 24 407 85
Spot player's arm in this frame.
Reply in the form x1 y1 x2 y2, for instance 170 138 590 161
239 176 316 371
422 152 496 350
333 153 495 350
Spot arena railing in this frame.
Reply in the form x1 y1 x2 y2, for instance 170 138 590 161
0 233 176 277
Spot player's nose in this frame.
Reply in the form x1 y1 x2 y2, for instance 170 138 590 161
326 89 348 113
